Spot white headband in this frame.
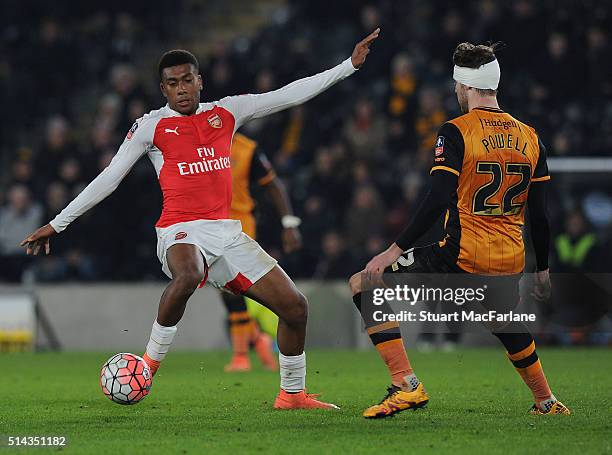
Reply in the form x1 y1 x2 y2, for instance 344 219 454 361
453 59 500 90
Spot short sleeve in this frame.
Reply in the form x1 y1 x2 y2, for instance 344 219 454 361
430 122 464 177
251 149 276 186
532 137 550 182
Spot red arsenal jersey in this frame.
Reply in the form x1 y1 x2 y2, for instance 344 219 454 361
152 106 236 226
49 57 357 233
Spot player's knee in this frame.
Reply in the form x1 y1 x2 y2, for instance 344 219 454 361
285 291 308 325
348 272 363 295
172 268 205 294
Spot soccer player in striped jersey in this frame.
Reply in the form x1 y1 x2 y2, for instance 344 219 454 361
350 42 570 418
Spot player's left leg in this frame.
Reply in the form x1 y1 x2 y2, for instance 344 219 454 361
245 266 338 409
493 329 570 415
485 275 570 415
213 225 336 409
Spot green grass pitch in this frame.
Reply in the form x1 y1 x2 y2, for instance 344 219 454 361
1 348 610 454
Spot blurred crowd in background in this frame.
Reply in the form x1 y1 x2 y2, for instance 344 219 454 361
1 0 612 285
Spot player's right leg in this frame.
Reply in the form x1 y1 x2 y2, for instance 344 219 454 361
349 247 434 418
143 243 207 376
349 265 428 418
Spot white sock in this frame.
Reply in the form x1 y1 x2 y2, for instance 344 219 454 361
279 352 306 393
403 373 420 392
538 394 557 412
145 320 178 361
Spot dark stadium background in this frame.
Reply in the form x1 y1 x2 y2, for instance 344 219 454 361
1 4 611 453
1 0 611 285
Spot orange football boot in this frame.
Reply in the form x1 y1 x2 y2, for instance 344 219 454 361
273 390 339 410
529 401 571 415
142 353 160 377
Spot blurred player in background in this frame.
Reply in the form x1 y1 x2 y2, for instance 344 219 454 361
21 28 380 410
223 132 302 372
350 42 570 418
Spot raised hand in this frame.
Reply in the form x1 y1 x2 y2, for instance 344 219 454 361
20 224 57 255
351 28 380 69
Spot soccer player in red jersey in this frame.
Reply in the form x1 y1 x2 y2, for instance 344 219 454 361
21 28 380 410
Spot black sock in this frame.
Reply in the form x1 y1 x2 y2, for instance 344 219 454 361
352 292 402 346
493 331 538 368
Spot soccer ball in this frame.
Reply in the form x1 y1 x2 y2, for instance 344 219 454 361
100 353 152 405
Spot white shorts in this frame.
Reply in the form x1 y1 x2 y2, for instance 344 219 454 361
155 219 277 294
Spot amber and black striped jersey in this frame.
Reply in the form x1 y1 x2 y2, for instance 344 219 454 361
430 107 549 274
229 133 276 239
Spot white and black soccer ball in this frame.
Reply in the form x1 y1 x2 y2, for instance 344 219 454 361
100 353 152 405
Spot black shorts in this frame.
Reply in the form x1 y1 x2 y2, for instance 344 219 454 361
384 243 463 275
383 244 522 314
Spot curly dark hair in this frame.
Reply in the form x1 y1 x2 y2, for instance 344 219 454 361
158 49 199 80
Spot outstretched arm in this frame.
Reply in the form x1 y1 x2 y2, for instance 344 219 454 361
222 28 380 129
21 118 153 255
